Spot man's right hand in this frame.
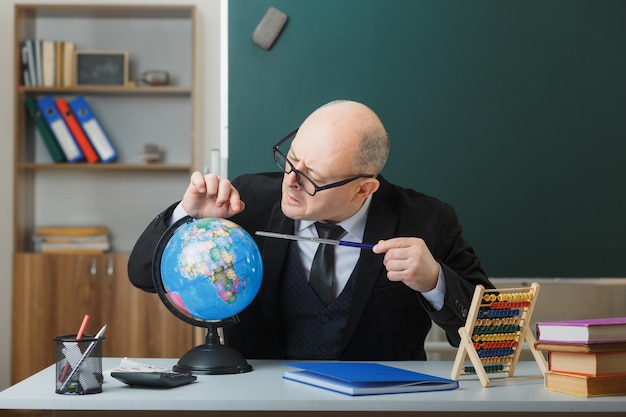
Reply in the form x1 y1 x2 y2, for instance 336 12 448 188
181 171 245 219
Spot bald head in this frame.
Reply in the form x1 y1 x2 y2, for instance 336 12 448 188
300 100 390 175
281 100 386 222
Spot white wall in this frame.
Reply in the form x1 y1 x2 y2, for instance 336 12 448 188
0 0 224 390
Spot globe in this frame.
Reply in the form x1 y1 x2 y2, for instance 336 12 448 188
157 217 263 322
152 216 263 374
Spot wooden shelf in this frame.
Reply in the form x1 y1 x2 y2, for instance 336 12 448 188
13 3 197 250
20 4 195 18
17 85 192 95
12 4 198 385
16 162 192 171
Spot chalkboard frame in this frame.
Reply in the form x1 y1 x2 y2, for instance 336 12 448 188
74 50 129 86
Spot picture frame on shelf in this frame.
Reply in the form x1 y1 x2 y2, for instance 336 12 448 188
75 50 129 86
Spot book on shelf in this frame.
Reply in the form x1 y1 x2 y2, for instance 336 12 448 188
55 41 63 87
547 350 626 377
55 98 99 163
35 39 43 87
21 39 75 87
35 226 109 237
37 234 109 244
536 317 626 344
41 40 55 87
21 44 29 86
33 225 110 253
68 96 118 163
544 371 626 397
39 241 110 254
62 41 75 87
36 95 84 163
40 246 109 254
282 362 459 396
24 97 66 163
21 40 36 87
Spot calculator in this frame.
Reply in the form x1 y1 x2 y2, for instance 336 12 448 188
111 371 197 388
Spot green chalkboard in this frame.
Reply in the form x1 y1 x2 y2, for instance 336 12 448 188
229 0 626 277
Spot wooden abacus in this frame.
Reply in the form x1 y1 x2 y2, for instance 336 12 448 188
451 283 547 387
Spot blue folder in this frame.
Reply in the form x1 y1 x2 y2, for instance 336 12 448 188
283 362 459 396
36 95 84 162
68 96 118 163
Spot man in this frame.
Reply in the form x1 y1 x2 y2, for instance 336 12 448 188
128 100 493 360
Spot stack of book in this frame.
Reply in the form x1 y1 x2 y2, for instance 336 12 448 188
21 39 75 87
33 226 111 254
535 317 626 397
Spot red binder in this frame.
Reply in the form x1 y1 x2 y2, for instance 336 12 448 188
55 98 99 163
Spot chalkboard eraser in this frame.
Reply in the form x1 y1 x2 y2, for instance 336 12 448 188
252 7 288 50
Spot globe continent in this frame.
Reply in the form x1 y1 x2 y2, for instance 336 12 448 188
159 218 263 321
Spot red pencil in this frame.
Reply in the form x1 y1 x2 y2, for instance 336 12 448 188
59 314 90 383
76 314 89 340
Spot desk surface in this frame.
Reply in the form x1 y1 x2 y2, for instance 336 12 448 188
1 359 625 415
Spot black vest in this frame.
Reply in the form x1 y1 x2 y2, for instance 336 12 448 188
280 242 355 359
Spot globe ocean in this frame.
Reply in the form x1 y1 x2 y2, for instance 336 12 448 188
159 218 264 322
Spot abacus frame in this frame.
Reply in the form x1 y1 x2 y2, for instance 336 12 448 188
451 283 548 387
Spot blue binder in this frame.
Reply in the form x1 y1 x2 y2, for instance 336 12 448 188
68 96 118 163
36 95 84 163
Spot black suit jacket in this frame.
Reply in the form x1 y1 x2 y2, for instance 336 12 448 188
128 173 493 360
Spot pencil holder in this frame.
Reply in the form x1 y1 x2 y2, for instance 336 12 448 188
54 333 104 394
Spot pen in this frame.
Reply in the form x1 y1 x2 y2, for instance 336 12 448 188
59 314 90 383
255 231 374 250
59 324 107 393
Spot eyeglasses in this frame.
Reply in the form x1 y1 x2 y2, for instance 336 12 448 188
272 128 375 196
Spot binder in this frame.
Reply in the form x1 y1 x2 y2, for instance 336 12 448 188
68 96 118 163
55 98 99 163
36 95 84 163
24 97 66 163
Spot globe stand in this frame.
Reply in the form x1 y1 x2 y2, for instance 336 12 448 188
173 320 252 375
153 217 263 376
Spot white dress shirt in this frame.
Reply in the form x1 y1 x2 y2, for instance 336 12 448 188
294 195 446 310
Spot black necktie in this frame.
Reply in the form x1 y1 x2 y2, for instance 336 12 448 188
309 222 345 305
